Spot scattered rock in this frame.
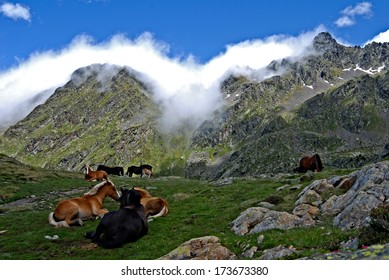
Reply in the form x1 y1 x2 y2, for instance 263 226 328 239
44 235 59 240
257 202 275 209
311 180 334 194
276 185 288 191
293 204 320 218
340 238 359 250
257 235 265 245
295 189 322 206
158 236 237 260
302 243 389 260
337 178 354 191
259 245 299 260
241 246 258 258
289 184 303 191
211 177 234 186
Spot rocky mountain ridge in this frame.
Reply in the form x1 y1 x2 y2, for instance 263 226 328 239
1 32 389 178
188 32 389 179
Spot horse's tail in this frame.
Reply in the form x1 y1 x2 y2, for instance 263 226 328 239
315 154 323 171
149 203 169 218
48 212 58 227
48 212 66 227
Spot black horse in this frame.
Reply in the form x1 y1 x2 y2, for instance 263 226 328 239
126 164 153 177
97 165 124 176
85 187 148 249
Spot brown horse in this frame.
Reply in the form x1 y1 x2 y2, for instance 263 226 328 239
85 165 109 181
48 180 120 228
296 154 323 173
134 187 169 218
141 168 153 179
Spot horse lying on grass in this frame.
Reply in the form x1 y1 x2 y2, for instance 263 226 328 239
134 187 169 219
48 180 120 228
85 187 148 249
85 165 109 181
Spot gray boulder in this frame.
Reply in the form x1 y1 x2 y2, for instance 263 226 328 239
230 207 315 235
158 236 236 260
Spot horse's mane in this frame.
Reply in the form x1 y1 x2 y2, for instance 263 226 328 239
85 180 114 195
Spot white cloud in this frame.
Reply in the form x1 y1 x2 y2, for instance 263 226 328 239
364 29 389 45
0 2 31 21
334 16 355 28
334 2 372 28
0 27 324 131
342 2 372 17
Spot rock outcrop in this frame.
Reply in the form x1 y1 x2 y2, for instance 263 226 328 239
230 207 315 235
158 236 237 260
231 161 389 237
297 161 389 230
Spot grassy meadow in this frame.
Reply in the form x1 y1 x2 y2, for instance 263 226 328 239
0 156 362 260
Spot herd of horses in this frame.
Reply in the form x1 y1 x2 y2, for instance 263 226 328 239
48 162 168 248
83 164 153 182
48 154 322 249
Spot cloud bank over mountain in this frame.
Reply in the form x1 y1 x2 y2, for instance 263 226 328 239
2 25 386 131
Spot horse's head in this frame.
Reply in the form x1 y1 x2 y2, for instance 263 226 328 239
119 187 142 208
85 180 119 201
105 181 120 201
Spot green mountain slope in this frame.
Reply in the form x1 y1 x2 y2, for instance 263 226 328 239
0 64 175 172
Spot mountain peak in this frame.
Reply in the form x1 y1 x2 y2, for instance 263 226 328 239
313 32 339 52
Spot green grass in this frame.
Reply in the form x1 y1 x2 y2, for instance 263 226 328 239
0 159 368 260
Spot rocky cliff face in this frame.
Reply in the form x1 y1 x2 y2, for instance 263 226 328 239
1 33 389 177
188 32 389 179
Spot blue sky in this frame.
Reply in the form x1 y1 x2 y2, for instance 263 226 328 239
1 0 389 68
0 0 389 129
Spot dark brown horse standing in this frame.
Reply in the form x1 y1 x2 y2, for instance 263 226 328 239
97 165 124 176
296 154 323 173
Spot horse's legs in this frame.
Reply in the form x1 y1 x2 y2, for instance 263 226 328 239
93 208 109 218
91 223 105 243
70 218 83 226
57 221 70 228
54 203 80 227
99 227 128 249
64 214 84 226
